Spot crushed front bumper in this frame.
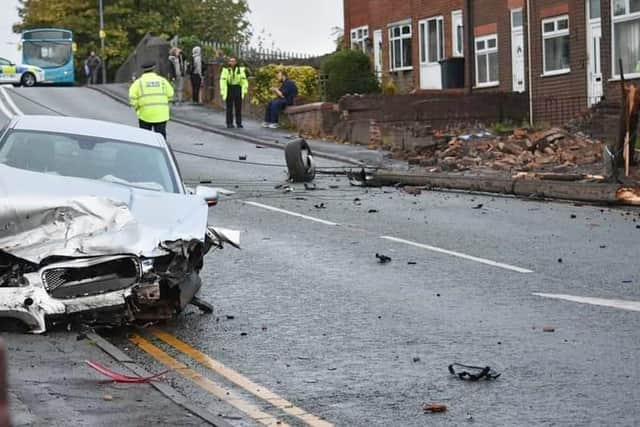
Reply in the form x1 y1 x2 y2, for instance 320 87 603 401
0 281 130 334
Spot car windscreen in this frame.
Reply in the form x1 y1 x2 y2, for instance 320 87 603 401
0 130 179 193
23 41 72 68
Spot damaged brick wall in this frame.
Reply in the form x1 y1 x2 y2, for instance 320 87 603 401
334 92 529 145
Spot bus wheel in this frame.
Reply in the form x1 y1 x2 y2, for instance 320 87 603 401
21 73 36 87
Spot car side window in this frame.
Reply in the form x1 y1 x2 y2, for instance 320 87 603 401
0 58 9 66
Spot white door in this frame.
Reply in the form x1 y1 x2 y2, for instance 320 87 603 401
587 0 603 106
419 16 444 90
511 9 526 92
373 29 383 81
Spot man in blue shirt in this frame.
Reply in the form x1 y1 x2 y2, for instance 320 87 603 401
263 70 298 129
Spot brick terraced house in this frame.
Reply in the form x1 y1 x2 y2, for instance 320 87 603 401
344 0 640 125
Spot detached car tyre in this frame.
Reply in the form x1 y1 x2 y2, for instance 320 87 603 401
285 139 316 182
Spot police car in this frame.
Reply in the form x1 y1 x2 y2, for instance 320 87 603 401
0 57 45 87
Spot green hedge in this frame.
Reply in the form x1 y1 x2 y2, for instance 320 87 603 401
321 49 379 102
251 65 321 105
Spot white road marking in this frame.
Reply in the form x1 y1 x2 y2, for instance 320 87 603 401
534 293 640 312
0 87 24 116
244 201 339 226
0 87 14 119
380 236 534 273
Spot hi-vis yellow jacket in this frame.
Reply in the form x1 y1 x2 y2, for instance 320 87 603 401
129 72 174 123
219 66 248 101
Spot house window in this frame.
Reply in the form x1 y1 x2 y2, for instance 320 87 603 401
350 26 369 52
612 0 640 76
542 15 570 75
452 10 464 57
421 16 444 64
389 22 413 71
475 34 499 86
589 0 601 19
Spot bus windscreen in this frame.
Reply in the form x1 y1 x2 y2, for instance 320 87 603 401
23 41 72 68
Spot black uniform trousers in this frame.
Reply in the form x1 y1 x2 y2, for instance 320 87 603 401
226 84 243 127
139 120 167 140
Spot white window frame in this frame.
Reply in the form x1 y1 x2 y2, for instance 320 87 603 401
611 0 640 79
475 34 499 87
389 21 413 72
542 15 571 76
350 25 369 52
452 10 464 57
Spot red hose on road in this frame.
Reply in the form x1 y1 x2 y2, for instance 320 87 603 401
85 360 169 384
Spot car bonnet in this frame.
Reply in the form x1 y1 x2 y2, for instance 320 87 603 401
0 164 208 264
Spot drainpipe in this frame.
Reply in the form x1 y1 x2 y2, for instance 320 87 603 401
467 0 474 94
526 0 534 125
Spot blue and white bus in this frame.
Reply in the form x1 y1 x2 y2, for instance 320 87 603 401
21 28 75 85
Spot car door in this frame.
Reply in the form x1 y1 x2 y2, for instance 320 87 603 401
0 58 18 84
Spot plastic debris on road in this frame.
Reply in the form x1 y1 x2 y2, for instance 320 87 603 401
448 363 501 381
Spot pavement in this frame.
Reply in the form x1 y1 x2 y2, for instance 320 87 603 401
91 83 398 169
1 85 640 426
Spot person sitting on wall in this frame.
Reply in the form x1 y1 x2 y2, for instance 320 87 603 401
262 70 298 129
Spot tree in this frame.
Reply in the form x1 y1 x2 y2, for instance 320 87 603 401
13 0 251 77
331 26 345 52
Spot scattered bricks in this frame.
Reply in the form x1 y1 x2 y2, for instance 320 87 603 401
423 403 448 413
502 142 525 156
513 128 529 139
408 156 423 165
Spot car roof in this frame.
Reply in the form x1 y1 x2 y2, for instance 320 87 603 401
8 115 165 148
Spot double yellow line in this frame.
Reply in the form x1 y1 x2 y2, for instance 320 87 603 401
130 329 332 427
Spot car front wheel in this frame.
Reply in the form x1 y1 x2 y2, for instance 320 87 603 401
21 73 36 87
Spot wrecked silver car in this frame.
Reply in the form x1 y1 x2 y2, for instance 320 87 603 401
0 115 237 333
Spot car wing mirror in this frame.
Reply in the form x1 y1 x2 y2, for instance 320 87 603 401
195 185 218 206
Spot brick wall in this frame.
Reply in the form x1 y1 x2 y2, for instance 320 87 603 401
471 0 517 93
529 0 590 124
601 0 640 103
345 0 464 93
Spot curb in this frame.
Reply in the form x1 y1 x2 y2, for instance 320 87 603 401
89 86 367 167
88 333 232 427
371 170 629 205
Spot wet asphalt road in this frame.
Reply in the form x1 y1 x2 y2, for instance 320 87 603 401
1 86 640 426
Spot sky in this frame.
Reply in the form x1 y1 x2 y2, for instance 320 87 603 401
0 0 20 62
246 0 343 55
0 0 343 62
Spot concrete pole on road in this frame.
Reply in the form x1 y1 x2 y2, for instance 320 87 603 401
99 0 107 84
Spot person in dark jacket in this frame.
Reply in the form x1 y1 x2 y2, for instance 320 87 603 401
85 51 102 85
190 46 203 104
262 70 298 129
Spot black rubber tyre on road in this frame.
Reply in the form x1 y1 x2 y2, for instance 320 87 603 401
21 73 36 87
285 139 316 182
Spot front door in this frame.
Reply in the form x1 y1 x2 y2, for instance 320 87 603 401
373 29 383 81
587 0 603 106
511 9 526 93
419 16 444 90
